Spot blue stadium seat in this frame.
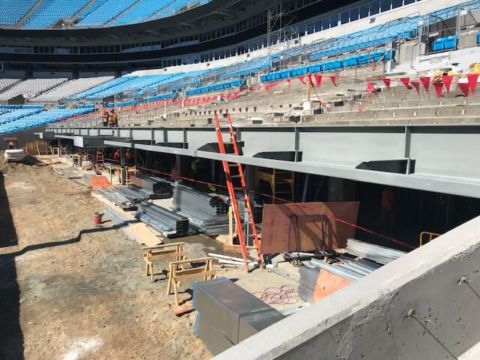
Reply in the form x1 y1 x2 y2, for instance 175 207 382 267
113 0 210 26
77 0 138 27
0 107 94 135
24 0 90 29
432 38 445 52
185 78 242 96
0 0 36 25
444 35 458 50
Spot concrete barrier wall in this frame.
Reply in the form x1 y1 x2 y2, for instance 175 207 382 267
217 216 480 360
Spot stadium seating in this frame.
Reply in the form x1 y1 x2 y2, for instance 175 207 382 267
186 79 242 96
0 107 94 134
432 36 458 52
148 0 209 21
219 56 274 81
70 76 133 99
24 0 90 29
77 0 138 27
0 79 21 93
0 78 67 101
0 0 36 25
261 50 393 83
33 76 114 102
0 107 43 126
112 0 209 26
106 92 176 107
82 74 182 100
71 73 194 100
308 18 418 62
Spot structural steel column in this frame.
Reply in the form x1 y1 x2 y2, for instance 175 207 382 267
120 148 126 185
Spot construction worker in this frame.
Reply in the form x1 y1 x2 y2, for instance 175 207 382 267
126 149 133 163
101 109 109 127
108 109 118 127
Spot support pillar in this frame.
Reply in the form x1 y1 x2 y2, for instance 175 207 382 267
120 148 126 185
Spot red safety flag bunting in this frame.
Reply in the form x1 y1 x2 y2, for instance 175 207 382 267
287 79 292 90
366 81 376 94
432 81 444 98
458 82 470 97
400 77 411 89
410 80 420 95
382 77 391 90
420 76 430 93
329 75 338 86
467 73 479 93
298 76 306 85
307 73 314 87
314 74 322 87
442 75 454 94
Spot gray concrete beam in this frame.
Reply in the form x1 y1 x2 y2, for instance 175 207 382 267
216 216 480 360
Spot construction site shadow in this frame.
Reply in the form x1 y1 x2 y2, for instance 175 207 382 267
0 212 137 360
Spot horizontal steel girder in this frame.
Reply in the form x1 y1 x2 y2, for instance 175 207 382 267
49 124 480 198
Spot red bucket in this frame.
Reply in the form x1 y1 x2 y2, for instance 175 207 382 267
93 212 103 225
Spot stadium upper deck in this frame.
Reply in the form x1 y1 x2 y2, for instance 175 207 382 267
0 0 211 29
0 0 451 70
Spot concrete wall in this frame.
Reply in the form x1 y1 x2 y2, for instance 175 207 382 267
216 215 480 360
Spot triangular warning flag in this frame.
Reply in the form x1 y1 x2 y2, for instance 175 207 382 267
366 81 376 94
329 75 337 86
314 75 323 87
458 82 470 97
298 76 306 85
433 81 444 98
410 80 420 95
442 75 453 93
420 76 430 93
400 77 410 89
382 78 391 90
467 73 479 93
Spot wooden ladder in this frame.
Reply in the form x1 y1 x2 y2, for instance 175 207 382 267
214 113 262 269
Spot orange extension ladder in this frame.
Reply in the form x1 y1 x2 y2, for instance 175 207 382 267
95 148 105 172
214 113 262 269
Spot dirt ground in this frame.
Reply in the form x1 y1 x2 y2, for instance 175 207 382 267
0 157 211 360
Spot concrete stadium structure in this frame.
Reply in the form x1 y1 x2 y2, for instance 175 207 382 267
1 0 480 358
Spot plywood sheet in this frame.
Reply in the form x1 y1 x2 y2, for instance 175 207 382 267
261 202 359 254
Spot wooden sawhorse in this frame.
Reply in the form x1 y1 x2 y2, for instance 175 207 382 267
143 242 186 282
